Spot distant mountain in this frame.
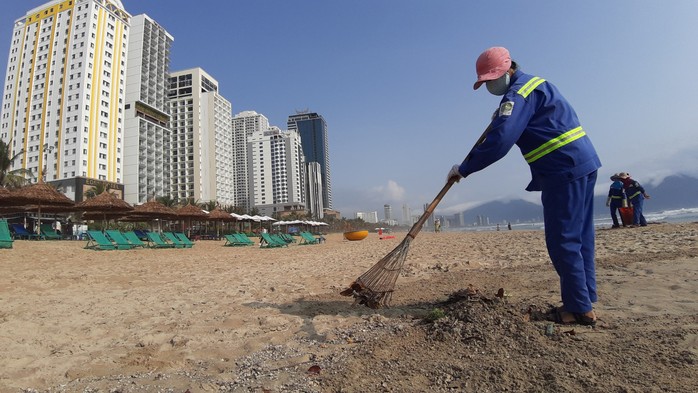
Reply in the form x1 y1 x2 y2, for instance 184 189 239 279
448 174 698 226
448 199 543 226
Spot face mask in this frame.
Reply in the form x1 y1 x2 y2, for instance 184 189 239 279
486 72 510 96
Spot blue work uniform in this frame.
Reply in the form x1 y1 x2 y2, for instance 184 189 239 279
608 180 626 227
624 179 647 226
459 70 602 314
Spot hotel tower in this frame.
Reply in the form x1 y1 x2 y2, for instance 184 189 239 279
0 0 131 200
122 14 173 204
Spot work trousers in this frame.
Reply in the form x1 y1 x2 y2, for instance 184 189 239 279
630 195 647 226
609 201 623 227
541 171 598 314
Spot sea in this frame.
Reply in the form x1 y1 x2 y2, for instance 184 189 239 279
451 207 698 232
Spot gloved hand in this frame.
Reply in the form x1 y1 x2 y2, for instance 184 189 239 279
447 164 463 183
605 197 611 207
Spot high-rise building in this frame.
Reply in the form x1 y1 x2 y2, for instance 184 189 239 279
384 204 392 221
231 110 269 210
122 14 173 204
356 211 378 224
247 126 305 217
0 0 131 200
287 112 332 210
167 68 233 205
402 204 412 225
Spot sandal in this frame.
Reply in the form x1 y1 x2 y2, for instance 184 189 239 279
548 307 597 326
573 312 597 326
548 307 576 325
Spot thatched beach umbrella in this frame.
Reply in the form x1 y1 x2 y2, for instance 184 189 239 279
207 207 235 238
128 200 177 231
176 204 208 237
75 191 133 229
4 182 74 234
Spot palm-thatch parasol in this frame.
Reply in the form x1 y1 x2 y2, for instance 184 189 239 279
75 190 133 229
127 200 177 231
208 207 235 238
176 203 208 237
3 181 74 234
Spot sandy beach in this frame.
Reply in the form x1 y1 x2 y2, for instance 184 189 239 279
0 222 696 392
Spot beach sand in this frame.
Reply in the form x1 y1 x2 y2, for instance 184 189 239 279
0 223 696 392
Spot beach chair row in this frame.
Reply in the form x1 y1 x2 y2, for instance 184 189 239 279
85 230 194 250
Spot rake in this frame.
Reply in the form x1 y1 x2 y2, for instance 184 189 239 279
340 125 493 308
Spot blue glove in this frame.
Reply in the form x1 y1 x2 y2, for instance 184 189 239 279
447 164 463 183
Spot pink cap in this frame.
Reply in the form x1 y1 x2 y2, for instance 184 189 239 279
473 47 512 90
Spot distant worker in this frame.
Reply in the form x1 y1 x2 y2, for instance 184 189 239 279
434 218 441 233
507 222 512 230
447 47 601 326
618 172 650 227
606 174 628 228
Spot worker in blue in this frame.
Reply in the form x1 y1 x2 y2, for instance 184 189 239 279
606 174 628 228
617 172 650 227
447 47 601 326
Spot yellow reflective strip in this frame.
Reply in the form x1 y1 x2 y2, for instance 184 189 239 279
628 191 641 199
517 77 546 98
524 127 585 163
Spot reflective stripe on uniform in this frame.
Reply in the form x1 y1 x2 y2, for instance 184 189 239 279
517 77 546 98
524 126 586 163
628 191 641 199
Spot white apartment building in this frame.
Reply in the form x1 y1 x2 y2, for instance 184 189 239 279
356 211 379 224
122 14 173 204
167 68 233 205
232 110 269 210
247 126 306 217
0 0 130 200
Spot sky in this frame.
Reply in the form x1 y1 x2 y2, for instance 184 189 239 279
2 0 698 219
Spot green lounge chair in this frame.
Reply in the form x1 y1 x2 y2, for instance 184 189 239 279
236 233 255 245
105 230 136 250
123 231 147 248
223 234 246 247
279 233 296 243
162 232 186 248
0 220 14 249
260 233 287 248
40 223 62 240
174 232 195 248
299 231 319 245
85 230 116 250
146 232 174 248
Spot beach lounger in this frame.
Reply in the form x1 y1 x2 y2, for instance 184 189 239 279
223 234 246 247
105 230 136 250
10 223 41 240
299 231 319 245
0 220 14 249
85 230 116 250
40 224 62 240
133 229 149 241
146 232 175 248
123 231 147 248
279 233 296 243
236 233 256 245
174 232 195 248
260 233 287 248
162 232 186 248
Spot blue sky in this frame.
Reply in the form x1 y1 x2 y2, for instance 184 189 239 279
2 1 698 219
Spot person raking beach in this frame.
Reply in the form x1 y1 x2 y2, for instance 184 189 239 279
447 47 602 326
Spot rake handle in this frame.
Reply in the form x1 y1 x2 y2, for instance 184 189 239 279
406 123 493 240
